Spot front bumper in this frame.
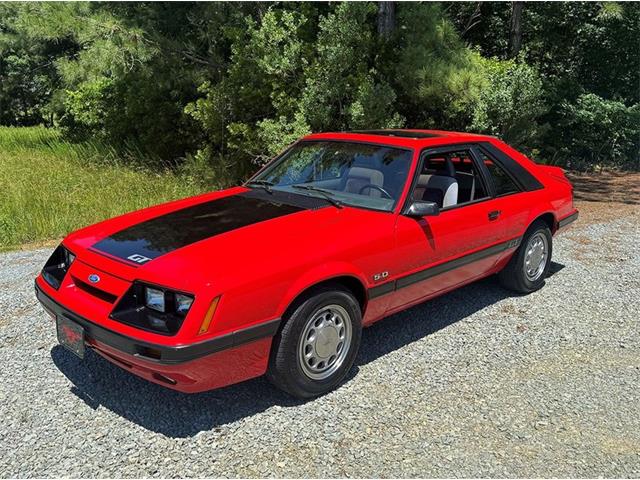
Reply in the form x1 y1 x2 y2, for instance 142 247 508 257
35 280 279 392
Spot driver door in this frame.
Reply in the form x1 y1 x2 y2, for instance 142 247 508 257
387 146 511 311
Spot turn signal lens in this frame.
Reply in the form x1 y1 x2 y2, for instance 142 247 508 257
198 296 220 335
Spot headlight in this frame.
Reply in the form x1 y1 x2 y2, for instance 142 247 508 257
42 244 75 290
175 293 194 315
64 249 76 268
111 283 194 335
145 287 165 312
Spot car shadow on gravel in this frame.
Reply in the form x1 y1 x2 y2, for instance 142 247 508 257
356 274 520 367
51 266 564 438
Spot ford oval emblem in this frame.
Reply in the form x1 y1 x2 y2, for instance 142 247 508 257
88 274 100 284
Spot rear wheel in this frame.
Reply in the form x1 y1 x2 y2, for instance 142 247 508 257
267 286 362 399
499 220 552 293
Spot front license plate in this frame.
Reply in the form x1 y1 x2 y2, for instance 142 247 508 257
56 316 85 359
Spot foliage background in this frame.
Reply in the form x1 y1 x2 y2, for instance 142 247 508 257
1 1 638 186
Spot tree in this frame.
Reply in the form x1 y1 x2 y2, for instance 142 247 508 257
0 4 66 126
1 2 638 174
377 2 395 38
509 1 523 58
558 94 639 170
448 1 639 169
471 57 546 151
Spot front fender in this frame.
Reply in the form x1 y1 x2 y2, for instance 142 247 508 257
276 261 369 317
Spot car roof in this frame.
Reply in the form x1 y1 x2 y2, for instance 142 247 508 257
303 129 494 149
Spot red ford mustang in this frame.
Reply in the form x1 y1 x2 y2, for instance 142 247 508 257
35 130 578 398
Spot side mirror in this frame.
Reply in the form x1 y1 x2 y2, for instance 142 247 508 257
404 200 439 218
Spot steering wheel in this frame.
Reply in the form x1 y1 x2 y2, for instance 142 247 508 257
358 184 393 199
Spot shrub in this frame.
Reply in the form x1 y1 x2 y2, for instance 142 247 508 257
471 56 547 153
556 94 639 170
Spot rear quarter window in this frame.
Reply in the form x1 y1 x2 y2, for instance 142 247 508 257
479 143 544 192
479 152 521 196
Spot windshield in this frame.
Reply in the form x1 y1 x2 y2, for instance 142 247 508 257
251 141 413 212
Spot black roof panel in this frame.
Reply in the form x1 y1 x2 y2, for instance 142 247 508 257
350 129 442 139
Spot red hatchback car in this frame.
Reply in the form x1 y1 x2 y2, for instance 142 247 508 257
36 130 578 398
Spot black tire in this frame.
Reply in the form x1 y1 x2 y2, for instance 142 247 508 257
267 285 362 399
498 220 553 294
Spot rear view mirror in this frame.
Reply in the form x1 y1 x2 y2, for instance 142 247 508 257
404 201 439 218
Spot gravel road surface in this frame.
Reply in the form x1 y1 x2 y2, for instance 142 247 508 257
0 200 638 477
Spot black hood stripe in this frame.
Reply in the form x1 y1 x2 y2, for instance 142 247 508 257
91 191 307 265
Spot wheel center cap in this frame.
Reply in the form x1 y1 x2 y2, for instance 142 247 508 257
315 326 340 358
531 246 543 266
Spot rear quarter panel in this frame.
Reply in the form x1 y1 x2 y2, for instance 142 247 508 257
488 138 575 232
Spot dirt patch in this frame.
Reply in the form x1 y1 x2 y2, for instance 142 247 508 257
574 200 639 226
567 171 640 205
566 169 640 226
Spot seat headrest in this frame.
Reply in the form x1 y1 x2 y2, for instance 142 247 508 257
424 156 456 177
443 157 456 177
347 166 384 186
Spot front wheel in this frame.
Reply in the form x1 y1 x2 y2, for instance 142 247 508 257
499 220 553 294
267 286 362 399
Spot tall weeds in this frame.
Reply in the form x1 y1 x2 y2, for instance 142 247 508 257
0 127 206 249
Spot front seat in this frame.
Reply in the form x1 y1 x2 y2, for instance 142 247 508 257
413 158 458 208
344 167 384 198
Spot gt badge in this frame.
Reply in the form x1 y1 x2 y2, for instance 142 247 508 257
507 238 521 249
127 254 152 264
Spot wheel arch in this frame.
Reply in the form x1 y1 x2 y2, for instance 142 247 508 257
530 211 557 235
277 267 369 323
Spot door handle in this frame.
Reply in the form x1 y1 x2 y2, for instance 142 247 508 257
488 210 501 221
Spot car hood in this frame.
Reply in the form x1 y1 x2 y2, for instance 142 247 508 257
65 187 392 291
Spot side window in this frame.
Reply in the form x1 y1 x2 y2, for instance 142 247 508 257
411 149 488 209
479 151 521 196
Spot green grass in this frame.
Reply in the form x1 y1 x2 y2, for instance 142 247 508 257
0 126 206 250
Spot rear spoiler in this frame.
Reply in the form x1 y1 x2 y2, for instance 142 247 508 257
537 165 571 185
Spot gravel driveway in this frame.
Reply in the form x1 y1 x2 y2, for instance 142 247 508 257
0 200 638 478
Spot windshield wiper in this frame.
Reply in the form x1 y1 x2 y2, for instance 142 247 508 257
292 184 343 209
245 179 274 194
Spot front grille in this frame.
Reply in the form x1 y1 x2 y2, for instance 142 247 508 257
73 276 119 303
